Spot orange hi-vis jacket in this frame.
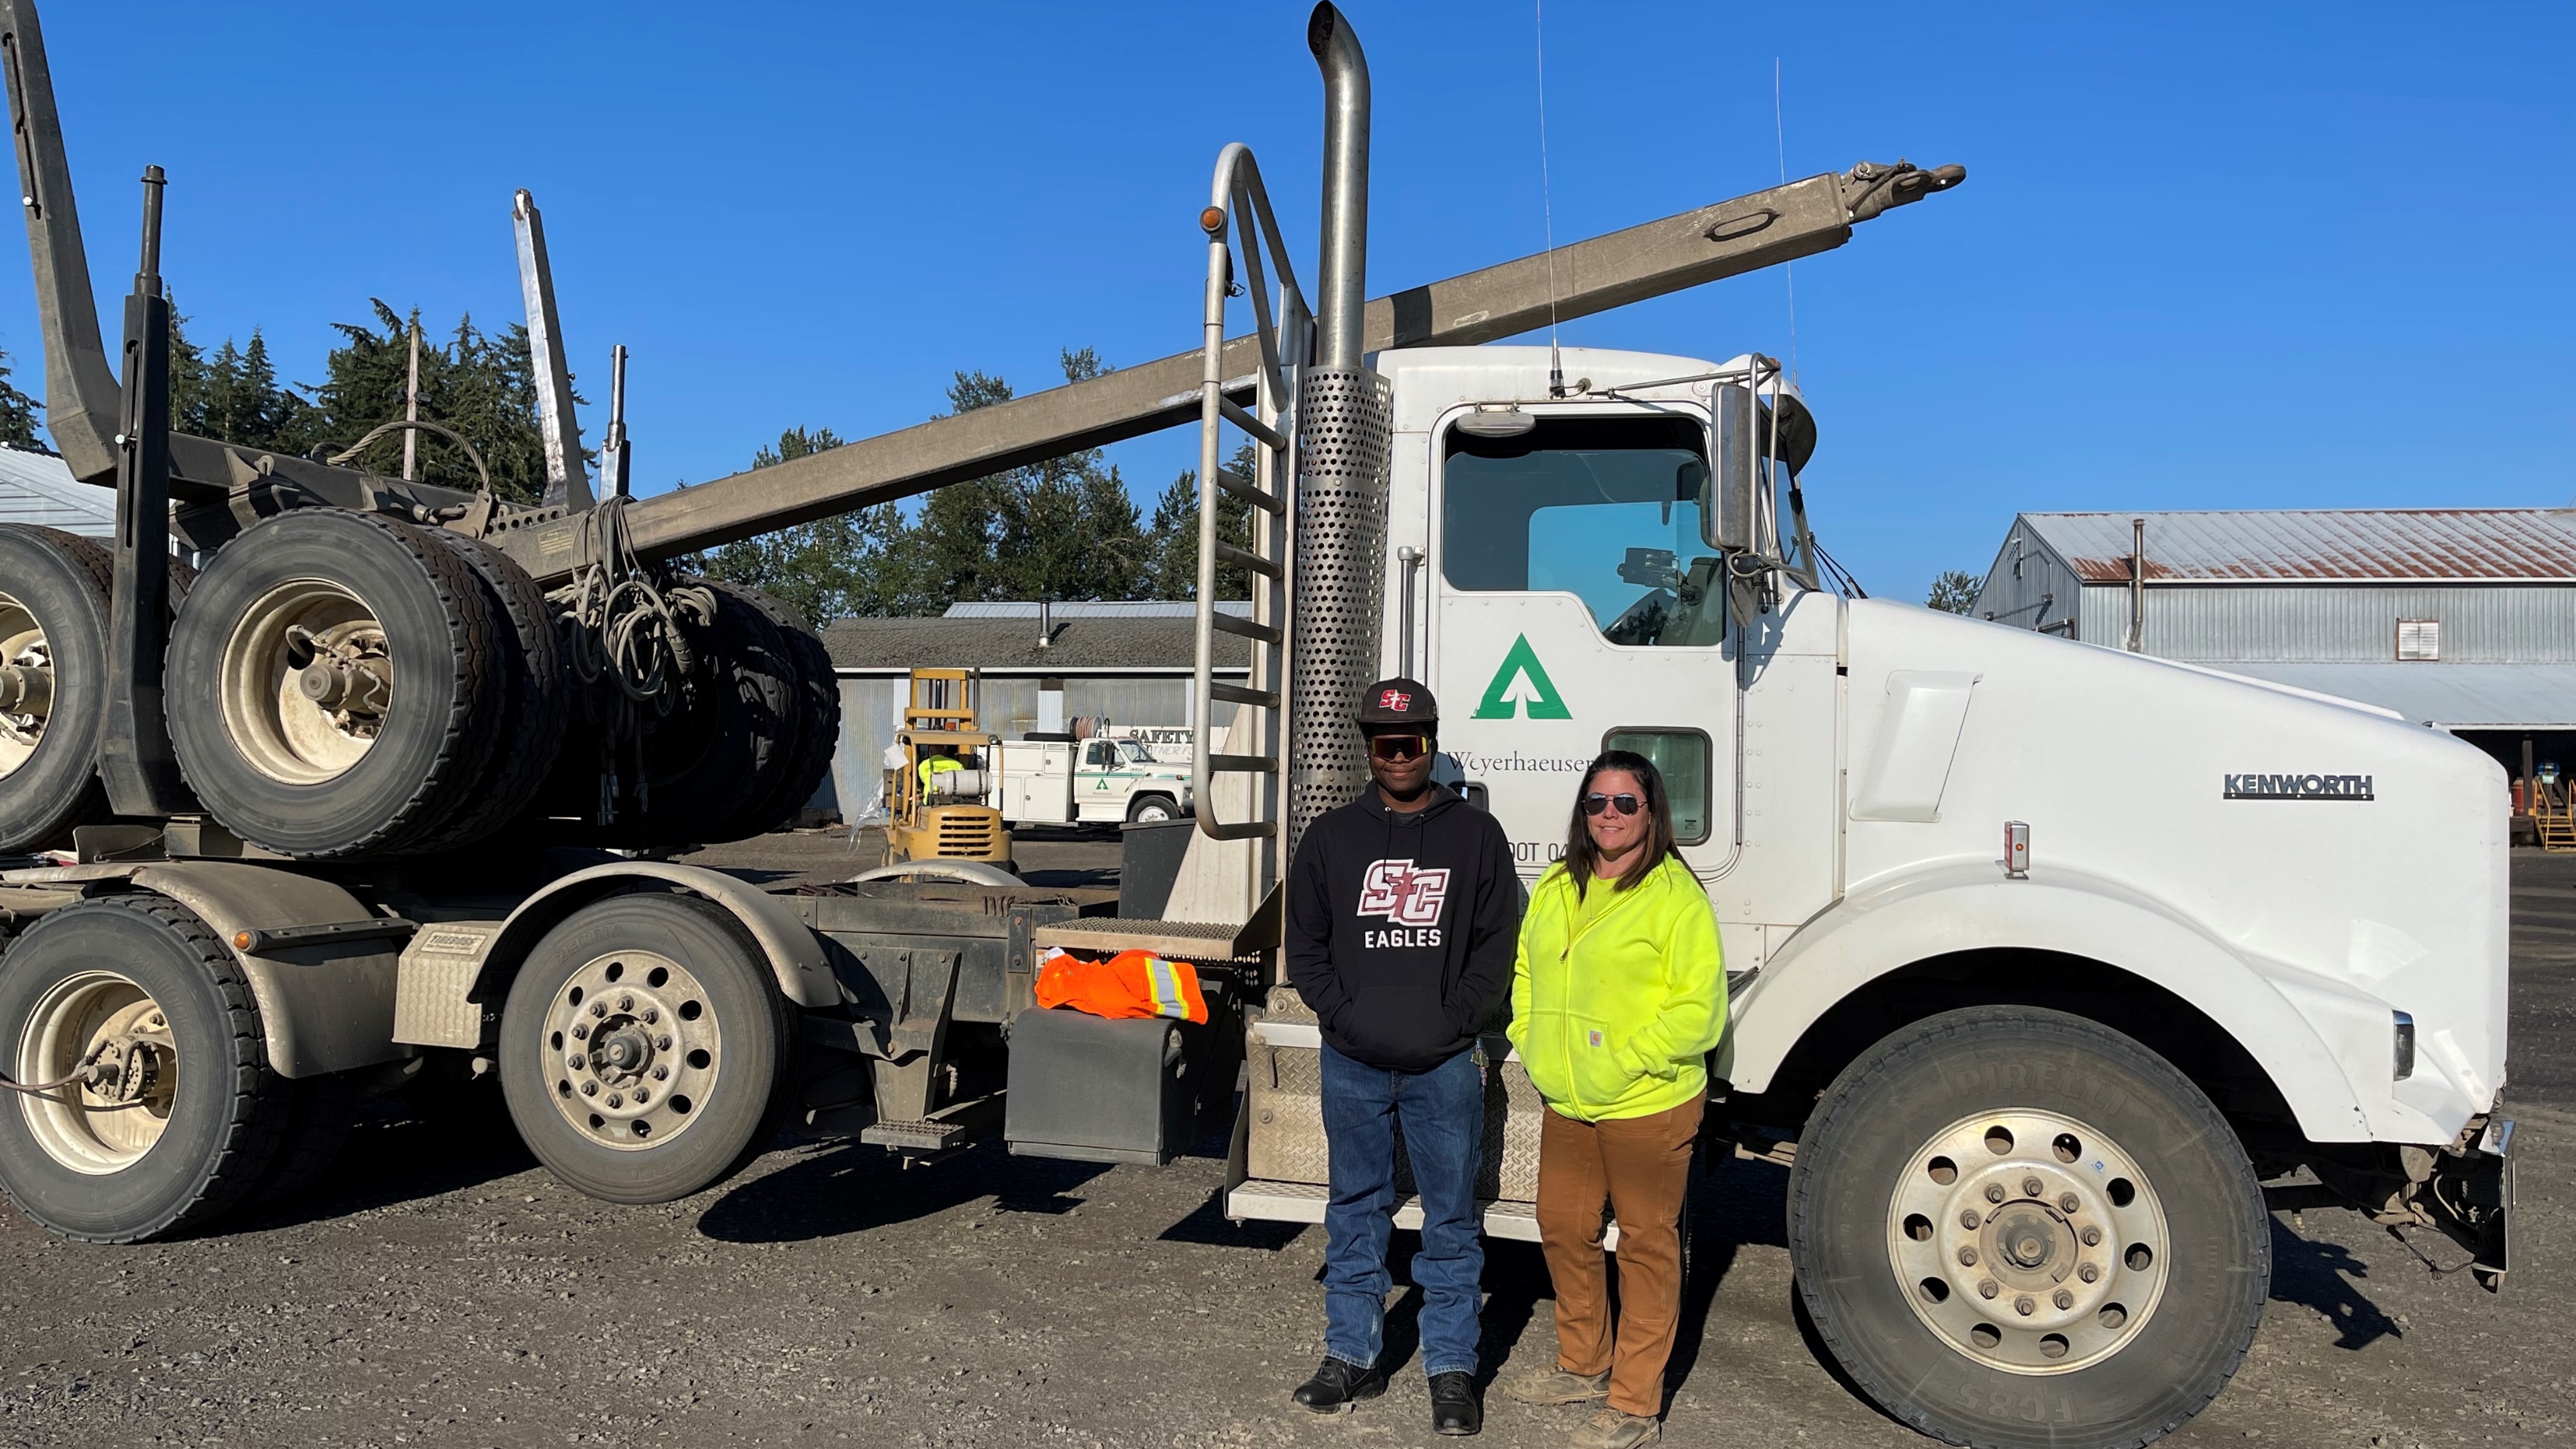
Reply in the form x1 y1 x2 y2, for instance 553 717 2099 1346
1034 948 1208 1025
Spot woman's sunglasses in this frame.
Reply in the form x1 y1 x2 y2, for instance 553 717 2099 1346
1368 734 1430 762
1581 792 1643 817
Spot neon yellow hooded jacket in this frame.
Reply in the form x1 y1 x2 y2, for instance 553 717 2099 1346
1507 855 1725 1122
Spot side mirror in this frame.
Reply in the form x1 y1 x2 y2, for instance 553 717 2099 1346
1710 384 1759 553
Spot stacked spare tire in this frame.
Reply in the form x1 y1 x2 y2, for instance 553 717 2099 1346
0 510 838 861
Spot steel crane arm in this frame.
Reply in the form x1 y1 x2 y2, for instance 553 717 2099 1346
513 160 1962 584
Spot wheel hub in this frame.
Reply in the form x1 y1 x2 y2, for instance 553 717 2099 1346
16 972 179 1173
0 592 53 780
220 581 393 785
1887 1108 2169 1374
540 950 720 1151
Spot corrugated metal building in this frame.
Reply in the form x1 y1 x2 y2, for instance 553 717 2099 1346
819 601 1251 820
1971 508 2576 801
0 447 113 536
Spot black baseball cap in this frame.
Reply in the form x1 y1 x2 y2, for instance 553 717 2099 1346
1356 677 1437 730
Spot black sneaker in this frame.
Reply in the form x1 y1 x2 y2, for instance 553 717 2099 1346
1292 1357 1387 1414
1429 1371 1482 1436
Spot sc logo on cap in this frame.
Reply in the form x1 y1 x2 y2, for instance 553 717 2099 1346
1377 688 1412 711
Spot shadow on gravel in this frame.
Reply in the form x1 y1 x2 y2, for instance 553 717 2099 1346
232 1095 540 1233
2265 1218 2402 1349
1159 1193 1308 1249
696 1140 1111 1243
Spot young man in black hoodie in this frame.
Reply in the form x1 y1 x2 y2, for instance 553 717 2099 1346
1285 678 1517 1437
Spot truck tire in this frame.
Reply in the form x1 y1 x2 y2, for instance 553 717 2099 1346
0 895 290 1242
0 526 117 851
1126 793 1179 824
165 510 506 859
722 584 840 836
1787 1006 2266 1449
240 1071 358 1214
631 580 798 845
498 891 796 1204
405 528 568 854
0 531 201 852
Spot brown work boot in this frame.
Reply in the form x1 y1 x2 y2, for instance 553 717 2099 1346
1502 1364 1611 1406
1568 1406 1660 1449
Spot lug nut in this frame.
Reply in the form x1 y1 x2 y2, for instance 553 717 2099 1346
2081 1226 2103 1247
618 995 633 1012
2053 1289 2074 1310
2078 1263 2100 1283
605 1093 622 1108
1960 1210 1981 1230
2058 1193 2081 1214
2014 1296 2035 1317
567 1054 583 1069
2022 1177 2044 1198
656 1034 673 1051
570 1023 589 1040
581 1081 598 1097
652 1065 669 1081
1956 1246 1978 1267
642 1008 658 1025
1984 1184 2006 1204
590 1002 606 1018
632 1088 649 1104
1978 1280 1999 1300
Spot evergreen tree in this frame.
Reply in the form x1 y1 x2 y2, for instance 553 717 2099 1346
0 344 42 451
1926 569 1982 614
301 302 571 503
1145 440 1258 599
166 313 315 454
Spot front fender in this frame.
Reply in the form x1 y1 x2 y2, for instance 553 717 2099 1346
1724 861 2395 1143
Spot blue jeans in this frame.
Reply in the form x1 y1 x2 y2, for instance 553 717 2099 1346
1319 1042 1486 1378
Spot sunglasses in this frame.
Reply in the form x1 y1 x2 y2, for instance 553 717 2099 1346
1368 734 1431 762
1581 792 1643 817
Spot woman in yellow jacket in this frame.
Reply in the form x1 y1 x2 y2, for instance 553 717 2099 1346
1503 751 1724 1449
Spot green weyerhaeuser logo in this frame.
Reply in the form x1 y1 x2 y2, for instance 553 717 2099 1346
1472 634 1571 720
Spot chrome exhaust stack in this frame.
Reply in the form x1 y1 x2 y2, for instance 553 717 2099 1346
1286 2 1395 853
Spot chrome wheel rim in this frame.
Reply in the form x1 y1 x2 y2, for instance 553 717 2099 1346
542 950 721 1150
1886 1108 2170 1375
219 579 392 785
16 971 178 1173
0 591 53 781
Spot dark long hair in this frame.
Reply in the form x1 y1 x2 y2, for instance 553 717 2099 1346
1563 749 1683 899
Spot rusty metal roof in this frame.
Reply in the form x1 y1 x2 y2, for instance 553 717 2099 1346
2020 509 2576 584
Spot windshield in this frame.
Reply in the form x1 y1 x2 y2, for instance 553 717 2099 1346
1116 740 1156 765
1443 413 1724 646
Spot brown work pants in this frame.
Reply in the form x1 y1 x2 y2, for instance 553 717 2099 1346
1534 1093 1703 1418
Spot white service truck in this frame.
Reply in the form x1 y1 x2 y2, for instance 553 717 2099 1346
0 5 2509 1449
996 736 1191 825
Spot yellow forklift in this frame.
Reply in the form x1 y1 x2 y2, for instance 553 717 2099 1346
883 669 1013 869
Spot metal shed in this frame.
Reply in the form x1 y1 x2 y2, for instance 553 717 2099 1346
1970 508 2576 810
0 446 112 536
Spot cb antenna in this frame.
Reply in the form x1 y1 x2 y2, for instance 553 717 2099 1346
1536 0 1563 398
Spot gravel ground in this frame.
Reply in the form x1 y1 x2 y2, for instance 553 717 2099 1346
0 840 2566 1449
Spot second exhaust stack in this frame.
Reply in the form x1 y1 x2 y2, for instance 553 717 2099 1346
1286 1 1395 852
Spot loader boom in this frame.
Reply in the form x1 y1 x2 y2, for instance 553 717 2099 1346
483 160 1958 584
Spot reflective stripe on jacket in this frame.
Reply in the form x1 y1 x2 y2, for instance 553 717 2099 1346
1505 855 1724 1122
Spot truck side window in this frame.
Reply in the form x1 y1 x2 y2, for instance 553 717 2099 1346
1443 414 1724 647
1603 728 1713 844
1084 741 1113 768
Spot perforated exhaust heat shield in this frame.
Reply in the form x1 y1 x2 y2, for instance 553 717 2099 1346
1287 363 1393 859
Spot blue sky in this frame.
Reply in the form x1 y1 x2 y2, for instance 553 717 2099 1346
2 2 2567 606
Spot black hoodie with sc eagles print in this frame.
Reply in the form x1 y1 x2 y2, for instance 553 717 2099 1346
1284 784 1519 1072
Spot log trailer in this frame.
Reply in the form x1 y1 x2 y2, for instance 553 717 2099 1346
0 5 2513 1446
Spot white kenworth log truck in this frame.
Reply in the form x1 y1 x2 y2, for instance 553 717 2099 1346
0 4 2510 1446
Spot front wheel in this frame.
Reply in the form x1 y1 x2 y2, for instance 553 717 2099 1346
498 892 795 1204
1126 793 1178 824
1787 1006 2266 1449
